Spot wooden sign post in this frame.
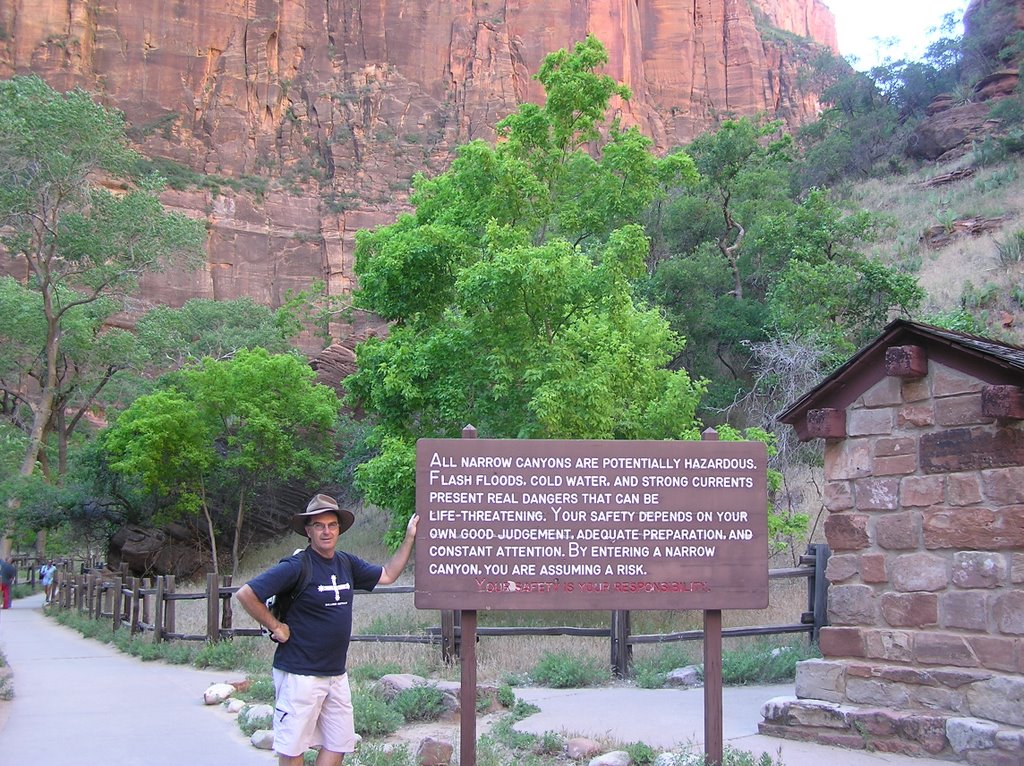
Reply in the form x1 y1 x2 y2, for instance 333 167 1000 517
414 428 769 766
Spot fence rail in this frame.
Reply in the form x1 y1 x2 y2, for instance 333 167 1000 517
50 543 830 675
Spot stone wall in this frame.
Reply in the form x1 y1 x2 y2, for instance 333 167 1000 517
763 360 1024 763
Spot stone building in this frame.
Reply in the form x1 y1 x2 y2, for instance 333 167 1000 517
766 320 1024 763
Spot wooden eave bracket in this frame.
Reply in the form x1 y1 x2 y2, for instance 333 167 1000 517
806 408 846 439
982 385 1024 419
885 344 928 378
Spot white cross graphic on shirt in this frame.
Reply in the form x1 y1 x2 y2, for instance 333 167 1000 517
317 575 350 601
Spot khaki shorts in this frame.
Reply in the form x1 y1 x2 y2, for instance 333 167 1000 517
272 668 355 757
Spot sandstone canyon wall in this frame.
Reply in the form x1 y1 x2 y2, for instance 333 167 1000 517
0 0 836 345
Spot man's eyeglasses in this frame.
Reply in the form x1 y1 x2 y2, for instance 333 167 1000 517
307 522 340 532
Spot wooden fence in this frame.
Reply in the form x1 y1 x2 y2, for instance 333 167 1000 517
51 543 830 675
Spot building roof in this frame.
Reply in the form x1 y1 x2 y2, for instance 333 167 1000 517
778 320 1024 440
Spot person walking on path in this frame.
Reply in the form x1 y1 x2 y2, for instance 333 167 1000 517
0 591 274 764
0 558 15 609
38 560 57 604
235 494 418 766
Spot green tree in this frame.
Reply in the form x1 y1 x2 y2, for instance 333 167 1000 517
683 118 793 299
134 296 301 370
0 76 205 492
0 277 144 478
100 349 340 575
348 38 704 543
756 190 923 355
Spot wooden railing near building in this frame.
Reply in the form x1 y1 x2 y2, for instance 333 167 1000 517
51 543 830 675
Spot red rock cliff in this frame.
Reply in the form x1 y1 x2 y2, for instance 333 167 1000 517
0 0 836 344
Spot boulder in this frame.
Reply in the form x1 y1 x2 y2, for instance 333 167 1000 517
203 683 237 705
906 102 994 160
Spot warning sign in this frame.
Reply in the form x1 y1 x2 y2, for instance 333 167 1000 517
414 438 768 611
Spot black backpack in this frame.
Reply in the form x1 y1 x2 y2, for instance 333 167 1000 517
264 548 311 640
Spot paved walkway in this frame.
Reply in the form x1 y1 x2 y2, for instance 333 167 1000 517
1 592 950 766
0 592 274 765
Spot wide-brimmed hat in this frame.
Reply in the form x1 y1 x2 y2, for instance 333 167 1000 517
290 494 356 536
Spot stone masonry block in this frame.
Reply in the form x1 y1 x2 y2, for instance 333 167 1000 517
825 554 859 583
924 507 1024 550
846 677 911 707
862 376 904 407
900 475 945 507
994 590 1024 635
873 454 918 476
819 627 866 658
981 468 1024 505
846 707 902 736
947 717 999 754
829 584 878 625
968 636 1020 673
933 364 986 397
914 632 980 668
860 553 889 583
892 551 948 592
864 629 914 662
948 473 983 506
1012 554 1024 585
902 377 931 403
941 590 990 632
897 715 949 755
794 659 846 703
875 436 916 457
854 476 901 510
922 427 1024 474
952 552 1007 589
875 512 920 550
881 592 938 627
848 407 896 436
825 440 872 480
824 513 870 551
898 403 935 428
966 676 1024 726
935 393 992 427
824 480 854 512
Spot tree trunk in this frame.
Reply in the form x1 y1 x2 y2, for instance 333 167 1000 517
199 480 219 576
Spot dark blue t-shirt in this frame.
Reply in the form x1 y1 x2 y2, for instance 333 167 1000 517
246 548 382 676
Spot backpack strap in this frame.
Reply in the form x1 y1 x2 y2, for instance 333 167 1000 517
275 547 312 623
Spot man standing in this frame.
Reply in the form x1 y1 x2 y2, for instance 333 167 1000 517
0 558 16 609
235 494 418 766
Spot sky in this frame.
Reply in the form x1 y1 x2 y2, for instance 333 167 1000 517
822 0 971 70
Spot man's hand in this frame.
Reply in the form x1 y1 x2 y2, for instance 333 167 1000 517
269 622 291 643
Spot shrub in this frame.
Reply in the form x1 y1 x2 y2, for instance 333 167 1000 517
237 706 273 736
390 685 447 722
352 742 414 765
995 229 1024 265
531 651 612 688
349 661 401 682
626 741 657 764
720 640 820 685
353 685 404 737
194 640 246 669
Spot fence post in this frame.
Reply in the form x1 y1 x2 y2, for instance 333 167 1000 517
441 610 458 663
90 574 100 619
130 578 142 636
112 576 124 632
206 573 220 643
220 575 233 637
75 574 86 612
165 576 176 636
142 577 153 629
610 610 632 678
154 577 165 643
